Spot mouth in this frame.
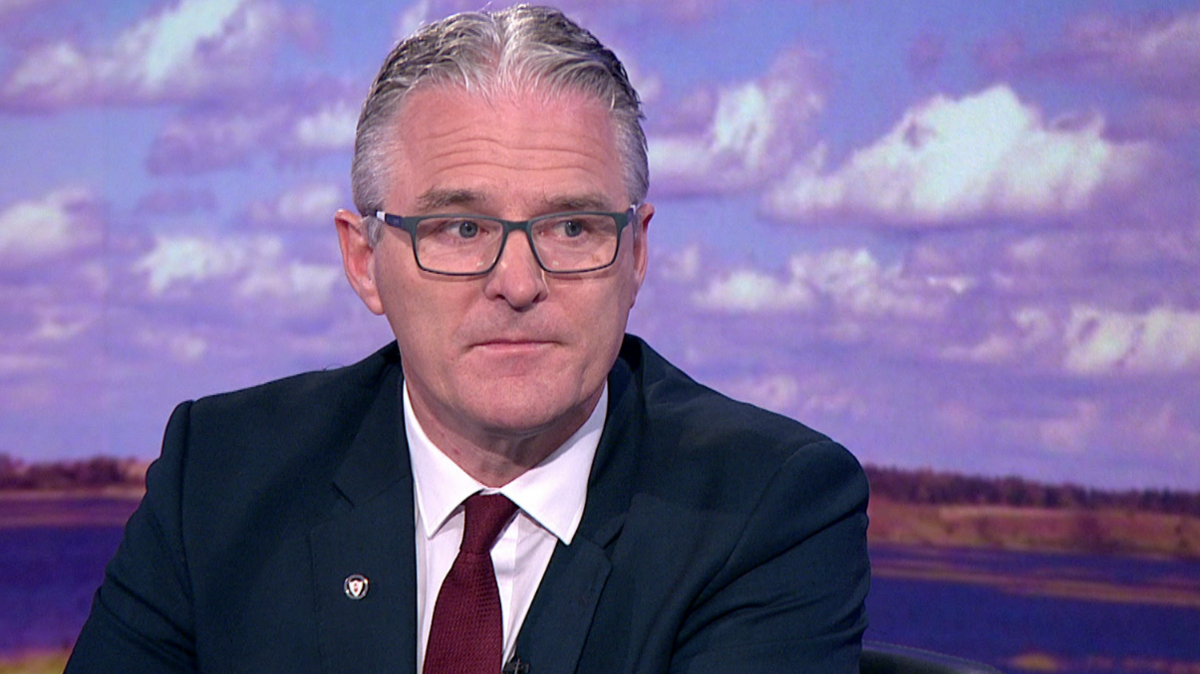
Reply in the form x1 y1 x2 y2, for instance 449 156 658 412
473 338 555 350
467 339 559 368
470 331 559 345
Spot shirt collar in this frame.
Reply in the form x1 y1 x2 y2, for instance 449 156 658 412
405 382 605 546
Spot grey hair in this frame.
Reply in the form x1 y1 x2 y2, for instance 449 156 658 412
351 4 649 245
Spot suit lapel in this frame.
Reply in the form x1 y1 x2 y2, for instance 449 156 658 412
310 360 420 673
513 355 642 674
302 340 649 674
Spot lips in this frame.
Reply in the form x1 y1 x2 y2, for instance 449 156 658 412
472 338 555 349
466 339 558 371
467 329 560 347
461 320 563 353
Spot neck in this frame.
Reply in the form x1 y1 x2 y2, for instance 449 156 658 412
406 387 602 488
430 434 566 488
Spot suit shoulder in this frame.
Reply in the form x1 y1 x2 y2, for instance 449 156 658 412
185 342 399 427
620 336 861 501
159 342 400 493
627 337 831 454
144 343 402 549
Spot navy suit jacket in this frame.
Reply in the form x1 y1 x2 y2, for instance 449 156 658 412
67 336 869 673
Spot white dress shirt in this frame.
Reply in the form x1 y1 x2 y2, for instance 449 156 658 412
405 383 605 673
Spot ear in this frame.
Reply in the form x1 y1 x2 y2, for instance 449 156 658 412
624 202 652 308
631 202 653 290
335 209 385 315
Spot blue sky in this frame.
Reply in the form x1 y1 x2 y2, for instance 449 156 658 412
2 0 1199 490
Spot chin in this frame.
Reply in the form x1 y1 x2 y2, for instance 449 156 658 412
471 386 589 431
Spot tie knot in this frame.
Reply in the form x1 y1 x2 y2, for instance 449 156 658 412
461 493 517 554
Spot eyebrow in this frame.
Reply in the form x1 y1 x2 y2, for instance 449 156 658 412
412 189 621 215
544 193 617 212
414 188 486 213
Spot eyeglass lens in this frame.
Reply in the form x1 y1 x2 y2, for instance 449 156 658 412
414 213 622 274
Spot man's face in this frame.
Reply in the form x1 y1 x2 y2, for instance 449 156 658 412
338 85 650 455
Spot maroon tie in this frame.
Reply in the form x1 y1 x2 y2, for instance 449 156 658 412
425 493 518 674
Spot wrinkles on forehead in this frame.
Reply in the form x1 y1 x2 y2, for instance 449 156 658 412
384 84 627 217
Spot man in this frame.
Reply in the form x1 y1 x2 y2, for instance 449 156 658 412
67 5 868 673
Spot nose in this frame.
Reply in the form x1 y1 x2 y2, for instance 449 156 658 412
482 230 548 309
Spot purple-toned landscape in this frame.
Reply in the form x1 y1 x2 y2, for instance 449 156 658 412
3 0 1199 489
3 0 1198 490
2 0 1199 670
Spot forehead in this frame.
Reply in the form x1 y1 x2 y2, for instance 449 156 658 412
385 84 626 212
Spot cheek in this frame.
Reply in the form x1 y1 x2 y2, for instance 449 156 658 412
390 289 447 344
621 274 640 308
374 257 443 355
584 283 636 349
613 262 643 313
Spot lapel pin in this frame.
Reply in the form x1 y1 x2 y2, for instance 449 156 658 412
343 574 369 600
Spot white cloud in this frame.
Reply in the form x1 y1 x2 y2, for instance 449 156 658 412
136 235 254 295
237 261 341 304
941 306 1059 366
396 0 434 41
937 299 1200 377
247 183 343 227
148 96 357 174
800 249 948 320
290 101 358 153
0 353 59 379
696 248 953 321
1122 11 1200 70
783 371 875 421
1064 305 1200 375
169 333 209 361
1120 402 1200 452
133 328 209 363
1036 400 1102 454
657 244 701 282
2 0 311 108
1054 10 1200 91
717 371 872 422
0 188 100 260
134 234 340 307
396 0 750 34
763 85 1155 226
649 48 824 195
694 267 817 312
277 183 342 224
32 309 93 343
723 374 800 413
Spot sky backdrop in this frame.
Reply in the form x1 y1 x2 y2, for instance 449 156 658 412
2 0 1198 490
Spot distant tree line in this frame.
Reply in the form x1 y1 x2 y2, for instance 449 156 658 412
3 454 1197 518
0 454 147 491
865 465 1200 517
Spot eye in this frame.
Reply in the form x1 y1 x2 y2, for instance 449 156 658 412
450 219 479 239
416 217 497 245
559 219 585 238
543 216 603 239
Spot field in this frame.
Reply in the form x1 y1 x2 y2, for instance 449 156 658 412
0 652 67 674
868 497 1200 559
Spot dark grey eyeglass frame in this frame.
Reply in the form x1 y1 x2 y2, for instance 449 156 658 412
373 206 637 276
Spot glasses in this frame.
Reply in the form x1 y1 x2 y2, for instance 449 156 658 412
374 206 637 276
